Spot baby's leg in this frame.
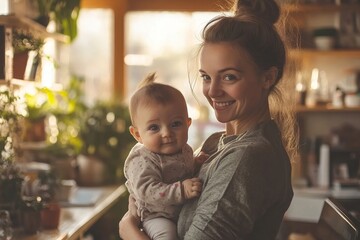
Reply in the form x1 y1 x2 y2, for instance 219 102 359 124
143 217 179 240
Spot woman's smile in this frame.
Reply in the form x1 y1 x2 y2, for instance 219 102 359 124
212 100 235 110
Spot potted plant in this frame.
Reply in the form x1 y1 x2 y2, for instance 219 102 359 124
0 87 24 226
20 196 43 234
36 170 61 230
49 0 81 42
77 101 135 186
12 29 45 81
22 87 56 142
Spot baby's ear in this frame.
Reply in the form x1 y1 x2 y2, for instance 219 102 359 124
129 126 142 143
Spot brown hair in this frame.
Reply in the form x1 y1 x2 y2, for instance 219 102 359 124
129 73 188 126
199 0 299 162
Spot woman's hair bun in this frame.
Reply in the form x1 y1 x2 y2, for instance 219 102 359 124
234 0 280 24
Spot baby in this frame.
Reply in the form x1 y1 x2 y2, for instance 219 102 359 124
124 73 204 240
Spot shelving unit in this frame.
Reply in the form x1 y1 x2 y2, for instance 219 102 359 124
286 3 360 191
0 14 68 84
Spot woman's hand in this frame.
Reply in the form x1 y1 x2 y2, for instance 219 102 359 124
119 195 150 240
128 194 138 217
119 211 150 240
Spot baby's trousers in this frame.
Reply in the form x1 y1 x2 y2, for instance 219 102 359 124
143 217 178 240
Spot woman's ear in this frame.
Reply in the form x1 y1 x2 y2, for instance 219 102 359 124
129 126 142 143
187 118 192 127
263 67 278 89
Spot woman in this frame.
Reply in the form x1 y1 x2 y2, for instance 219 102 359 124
119 0 299 239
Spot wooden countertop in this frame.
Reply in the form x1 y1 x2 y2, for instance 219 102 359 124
14 184 127 240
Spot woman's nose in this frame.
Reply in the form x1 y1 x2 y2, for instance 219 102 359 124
207 81 222 98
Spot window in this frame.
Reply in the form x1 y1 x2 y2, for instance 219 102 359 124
125 12 224 148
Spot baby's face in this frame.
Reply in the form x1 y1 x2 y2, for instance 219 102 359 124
132 100 191 155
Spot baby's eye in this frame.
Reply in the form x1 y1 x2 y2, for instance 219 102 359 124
224 74 237 81
148 124 160 132
171 121 183 128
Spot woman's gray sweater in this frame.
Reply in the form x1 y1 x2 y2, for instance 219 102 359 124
177 120 293 240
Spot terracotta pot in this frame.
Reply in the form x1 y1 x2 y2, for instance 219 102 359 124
13 51 28 79
41 202 61 230
22 117 47 142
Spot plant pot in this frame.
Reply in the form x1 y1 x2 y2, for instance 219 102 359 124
13 51 29 79
22 117 47 142
41 202 61 230
75 154 108 186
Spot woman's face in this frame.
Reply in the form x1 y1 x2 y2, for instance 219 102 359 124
199 42 270 124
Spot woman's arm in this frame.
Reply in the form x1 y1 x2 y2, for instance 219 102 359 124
119 211 150 240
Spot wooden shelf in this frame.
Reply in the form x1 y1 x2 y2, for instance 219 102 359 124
284 3 360 13
0 14 69 43
289 49 360 58
296 105 360 113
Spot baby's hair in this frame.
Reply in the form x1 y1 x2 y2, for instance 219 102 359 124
129 72 187 125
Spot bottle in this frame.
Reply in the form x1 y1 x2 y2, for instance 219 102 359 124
306 139 318 187
295 72 307 106
332 86 344 108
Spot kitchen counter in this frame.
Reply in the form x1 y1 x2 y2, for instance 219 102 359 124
13 184 127 240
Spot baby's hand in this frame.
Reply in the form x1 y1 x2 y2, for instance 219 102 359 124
182 178 202 199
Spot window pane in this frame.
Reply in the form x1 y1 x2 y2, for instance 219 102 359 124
70 9 114 106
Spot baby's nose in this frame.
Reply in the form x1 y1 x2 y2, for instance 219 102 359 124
161 127 172 137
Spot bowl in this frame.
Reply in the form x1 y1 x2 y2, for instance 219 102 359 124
314 36 336 50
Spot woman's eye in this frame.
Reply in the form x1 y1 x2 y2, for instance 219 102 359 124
171 121 183 128
148 124 159 131
224 74 237 81
200 74 210 81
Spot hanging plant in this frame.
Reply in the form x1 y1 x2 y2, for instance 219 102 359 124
50 0 81 42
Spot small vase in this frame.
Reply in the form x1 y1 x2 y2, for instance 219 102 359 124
41 202 61 230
